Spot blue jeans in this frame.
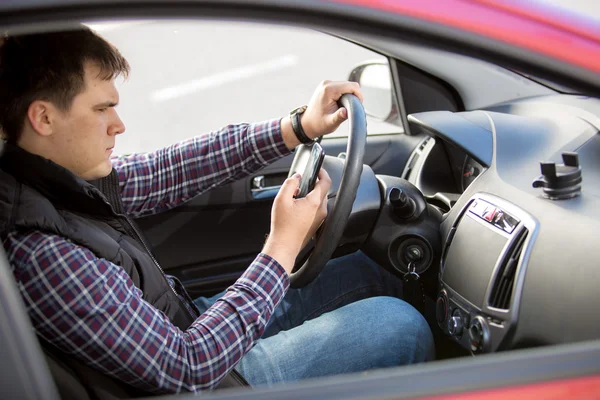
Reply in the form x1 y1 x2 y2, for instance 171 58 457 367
194 251 434 387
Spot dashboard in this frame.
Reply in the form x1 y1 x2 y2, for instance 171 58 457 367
460 156 485 192
401 136 486 206
403 94 600 353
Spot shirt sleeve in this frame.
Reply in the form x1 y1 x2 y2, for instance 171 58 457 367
111 119 291 218
6 230 290 394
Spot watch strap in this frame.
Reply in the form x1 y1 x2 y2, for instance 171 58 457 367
290 105 314 144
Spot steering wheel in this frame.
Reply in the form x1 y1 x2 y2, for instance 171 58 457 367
288 94 367 288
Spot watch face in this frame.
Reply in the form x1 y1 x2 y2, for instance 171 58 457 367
292 105 308 115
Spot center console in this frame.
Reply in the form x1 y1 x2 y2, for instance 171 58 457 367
437 193 537 353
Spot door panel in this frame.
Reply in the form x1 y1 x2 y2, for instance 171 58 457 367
135 133 424 297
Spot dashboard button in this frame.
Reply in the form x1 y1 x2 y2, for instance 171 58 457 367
447 314 464 337
436 292 448 325
469 316 489 353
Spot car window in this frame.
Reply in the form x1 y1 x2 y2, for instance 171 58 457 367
86 20 402 155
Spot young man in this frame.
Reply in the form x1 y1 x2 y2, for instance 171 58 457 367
0 27 433 395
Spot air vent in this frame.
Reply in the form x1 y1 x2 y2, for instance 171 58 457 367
401 138 430 179
489 229 528 310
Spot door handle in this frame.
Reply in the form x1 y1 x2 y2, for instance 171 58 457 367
251 175 281 199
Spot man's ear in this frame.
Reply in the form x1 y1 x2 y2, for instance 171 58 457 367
26 100 56 137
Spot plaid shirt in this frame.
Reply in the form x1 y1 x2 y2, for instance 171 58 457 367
5 119 291 394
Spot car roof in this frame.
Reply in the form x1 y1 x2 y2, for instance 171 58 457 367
0 0 598 78
333 0 600 74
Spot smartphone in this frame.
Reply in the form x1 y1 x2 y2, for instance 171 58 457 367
295 142 325 199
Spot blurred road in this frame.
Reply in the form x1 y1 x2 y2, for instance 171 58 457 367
92 21 388 155
89 0 600 155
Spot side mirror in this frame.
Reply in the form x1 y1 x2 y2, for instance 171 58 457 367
348 61 397 122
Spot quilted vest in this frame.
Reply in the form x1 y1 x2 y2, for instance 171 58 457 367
0 144 248 397
0 143 198 329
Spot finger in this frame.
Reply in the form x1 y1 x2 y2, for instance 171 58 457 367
317 167 331 185
345 81 364 103
328 81 364 103
306 168 331 203
317 168 331 191
277 173 301 199
332 107 348 125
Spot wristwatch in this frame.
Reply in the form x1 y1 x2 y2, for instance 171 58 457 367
290 105 316 144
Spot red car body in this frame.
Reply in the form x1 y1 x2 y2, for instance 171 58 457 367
334 0 600 74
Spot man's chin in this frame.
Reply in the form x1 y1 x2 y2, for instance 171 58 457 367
82 163 113 181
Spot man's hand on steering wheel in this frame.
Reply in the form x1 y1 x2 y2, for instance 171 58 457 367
262 169 331 275
302 80 364 138
264 80 364 279
280 80 364 149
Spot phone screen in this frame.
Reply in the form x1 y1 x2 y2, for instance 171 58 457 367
295 143 325 198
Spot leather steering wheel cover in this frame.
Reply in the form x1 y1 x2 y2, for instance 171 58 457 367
290 94 367 287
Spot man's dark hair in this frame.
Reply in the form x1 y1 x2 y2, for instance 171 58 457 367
0 27 130 143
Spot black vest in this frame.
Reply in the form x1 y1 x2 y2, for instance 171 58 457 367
0 144 198 329
0 144 247 398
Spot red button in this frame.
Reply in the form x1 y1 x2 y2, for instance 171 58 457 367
483 207 496 222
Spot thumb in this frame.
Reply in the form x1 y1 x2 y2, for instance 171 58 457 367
278 173 301 199
332 107 348 125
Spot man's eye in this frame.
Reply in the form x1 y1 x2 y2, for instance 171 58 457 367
98 108 107 113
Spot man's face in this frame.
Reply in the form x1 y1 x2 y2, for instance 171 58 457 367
49 62 125 180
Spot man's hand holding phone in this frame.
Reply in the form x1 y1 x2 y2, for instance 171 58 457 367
263 168 331 276
294 143 325 199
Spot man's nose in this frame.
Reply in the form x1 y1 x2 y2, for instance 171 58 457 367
109 111 126 136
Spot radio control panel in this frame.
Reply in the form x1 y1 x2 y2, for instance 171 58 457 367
438 193 537 354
